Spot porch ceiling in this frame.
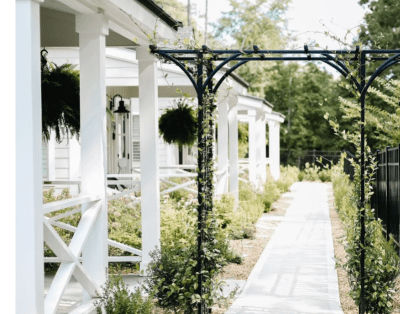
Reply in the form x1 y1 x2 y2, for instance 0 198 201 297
40 0 179 47
41 7 139 47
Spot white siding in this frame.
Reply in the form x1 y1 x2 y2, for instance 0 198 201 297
55 140 69 179
42 141 49 179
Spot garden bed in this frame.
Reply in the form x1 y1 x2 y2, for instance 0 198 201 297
328 181 400 314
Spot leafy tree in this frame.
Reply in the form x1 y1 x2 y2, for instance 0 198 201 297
338 77 400 149
263 62 351 163
213 0 350 162
214 0 290 96
359 0 400 79
359 0 400 51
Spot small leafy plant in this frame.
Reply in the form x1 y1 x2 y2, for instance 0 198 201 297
94 272 154 314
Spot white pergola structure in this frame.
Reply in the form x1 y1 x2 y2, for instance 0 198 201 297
16 0 180 313
215 95 285 200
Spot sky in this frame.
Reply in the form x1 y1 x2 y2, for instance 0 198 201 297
177 0 369 76
179 0 367 47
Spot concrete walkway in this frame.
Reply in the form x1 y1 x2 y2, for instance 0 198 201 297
226 182 344 314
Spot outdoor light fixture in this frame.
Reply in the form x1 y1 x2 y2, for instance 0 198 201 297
111 94 130 114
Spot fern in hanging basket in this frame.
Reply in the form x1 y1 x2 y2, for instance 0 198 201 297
41 49 80 143
159 99 197 147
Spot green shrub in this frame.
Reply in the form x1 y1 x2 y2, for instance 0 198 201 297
145 220 232 313
239 181 265 224
261 181 280 212
94 273 154 314
302 162 320 181
241 225 256 239
298 163 332 182
332 165 400 314
318 168 332 182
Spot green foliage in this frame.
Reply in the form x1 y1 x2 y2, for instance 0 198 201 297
158 99 197 148
94 273 154 314
263 63 350 163
160 177 192 201
318 168 332 182
338 77 400 149
238 122 249 158
107 198 142 273
297 163 333 182
332 166 400 314
41 50 80 143
359 0 400 79
239 166 299 220
275 165 300 193
160 194 242 265
213 0 290 96
145 214 231 313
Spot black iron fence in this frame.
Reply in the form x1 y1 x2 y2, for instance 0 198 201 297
344 151 356 181
344 146 400 250
280 149 341 169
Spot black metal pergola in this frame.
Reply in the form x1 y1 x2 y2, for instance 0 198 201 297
150 44 400 314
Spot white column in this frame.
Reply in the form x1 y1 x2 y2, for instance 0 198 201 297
137 47 160 271
16 0 44 313
259 115 267 184
269 121 281 180
255 112 262 188
229 106 239 202
76 13 109 297
248 110 257 186
216 100 229 195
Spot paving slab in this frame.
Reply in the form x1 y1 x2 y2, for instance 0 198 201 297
226 182 344 314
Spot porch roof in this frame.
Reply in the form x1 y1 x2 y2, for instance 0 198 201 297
40 0 181 47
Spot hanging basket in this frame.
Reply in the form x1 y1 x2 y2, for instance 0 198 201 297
41 49 80 143
159 99 197 147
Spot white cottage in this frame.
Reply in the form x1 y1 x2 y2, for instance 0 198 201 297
42 47 284 198
15 1 284 313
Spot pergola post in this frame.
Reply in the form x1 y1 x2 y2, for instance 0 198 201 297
76 13 109 296
216 100 229 195
269 120 281 180
136 47 160 271
229 104 239 202
248 110 257 186
16 0 44 312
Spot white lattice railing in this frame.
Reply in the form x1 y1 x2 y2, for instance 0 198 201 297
41 165 229 313
43 196 102 314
